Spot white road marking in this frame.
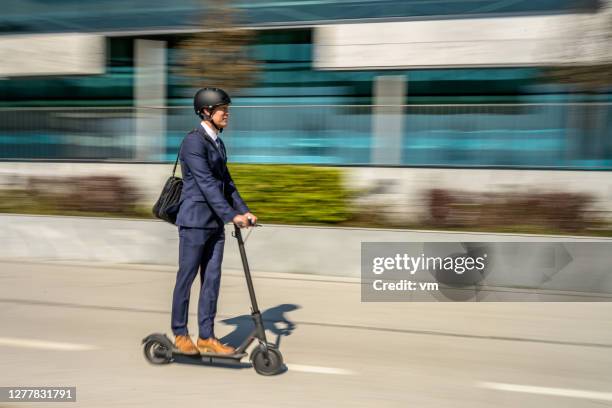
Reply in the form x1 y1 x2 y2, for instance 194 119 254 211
286 363 355 375
0 337 99 351
478 382 612 402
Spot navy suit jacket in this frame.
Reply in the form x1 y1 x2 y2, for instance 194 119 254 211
175 125 249 228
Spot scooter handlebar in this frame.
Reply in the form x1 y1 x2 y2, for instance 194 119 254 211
232 220 262 228
246 216 262 227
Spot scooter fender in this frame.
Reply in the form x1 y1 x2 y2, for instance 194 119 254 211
141 333 173 348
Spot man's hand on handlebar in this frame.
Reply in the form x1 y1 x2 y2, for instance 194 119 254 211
233 212 258 228
232 214 249 228
244 212 258 226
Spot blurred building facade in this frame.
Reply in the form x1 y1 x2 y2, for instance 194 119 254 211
0 0 610 167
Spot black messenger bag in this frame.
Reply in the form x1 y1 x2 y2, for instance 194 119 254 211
152 145 183 224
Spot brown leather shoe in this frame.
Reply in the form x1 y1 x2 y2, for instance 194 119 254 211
174 335 199 355
197 337 236 355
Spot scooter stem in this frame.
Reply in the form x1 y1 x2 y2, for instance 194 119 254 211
234 224 260 314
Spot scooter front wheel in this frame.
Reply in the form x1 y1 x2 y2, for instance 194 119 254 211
250 347 283 376
143 340 172 364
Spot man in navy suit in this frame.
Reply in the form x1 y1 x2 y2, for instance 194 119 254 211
171 88 256 355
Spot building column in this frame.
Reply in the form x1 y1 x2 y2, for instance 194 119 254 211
134 39 167 161
371 75 406 165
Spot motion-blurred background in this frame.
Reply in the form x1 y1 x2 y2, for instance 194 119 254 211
1 4 612 405
0 0 611 235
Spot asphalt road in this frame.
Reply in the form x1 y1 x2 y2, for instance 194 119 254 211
1 259 611 408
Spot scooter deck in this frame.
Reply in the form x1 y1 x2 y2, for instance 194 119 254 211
172 349 247 360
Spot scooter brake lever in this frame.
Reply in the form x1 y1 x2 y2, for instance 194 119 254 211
242 222 262 243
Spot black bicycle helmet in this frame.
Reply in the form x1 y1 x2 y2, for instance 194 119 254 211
193 87 231 119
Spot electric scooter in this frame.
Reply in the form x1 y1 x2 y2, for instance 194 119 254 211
142 221 284 376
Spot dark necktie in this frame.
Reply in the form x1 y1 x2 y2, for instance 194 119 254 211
215 138 225 160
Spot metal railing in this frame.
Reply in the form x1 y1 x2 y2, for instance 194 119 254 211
0 103 610 169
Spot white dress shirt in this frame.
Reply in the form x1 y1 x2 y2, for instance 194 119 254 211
201 121 225 160
201 122 219 142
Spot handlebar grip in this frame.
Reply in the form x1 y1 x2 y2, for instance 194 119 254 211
233 220 262 227
246 216 262 227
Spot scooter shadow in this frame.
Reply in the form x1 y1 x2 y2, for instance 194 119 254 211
173 303 300 372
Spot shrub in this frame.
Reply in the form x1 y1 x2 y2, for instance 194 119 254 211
426 188 594 232
26 175 141 215
228 164 352 224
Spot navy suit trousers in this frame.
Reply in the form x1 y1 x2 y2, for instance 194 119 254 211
171 226 225 339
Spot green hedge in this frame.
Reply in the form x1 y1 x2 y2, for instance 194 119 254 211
228 164 352 224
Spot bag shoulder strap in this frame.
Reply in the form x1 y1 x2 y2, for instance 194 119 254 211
172 132 191 177
172 144 181 177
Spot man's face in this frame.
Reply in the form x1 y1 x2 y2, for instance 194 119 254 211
207 105 230 129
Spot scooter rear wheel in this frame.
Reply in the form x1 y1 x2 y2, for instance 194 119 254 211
251 347 283 376
143 340 172 364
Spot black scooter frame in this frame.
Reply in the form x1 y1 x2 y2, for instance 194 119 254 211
142 223 274 366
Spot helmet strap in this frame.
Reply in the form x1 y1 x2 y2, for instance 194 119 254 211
210 117 223 133
201 107 224 133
